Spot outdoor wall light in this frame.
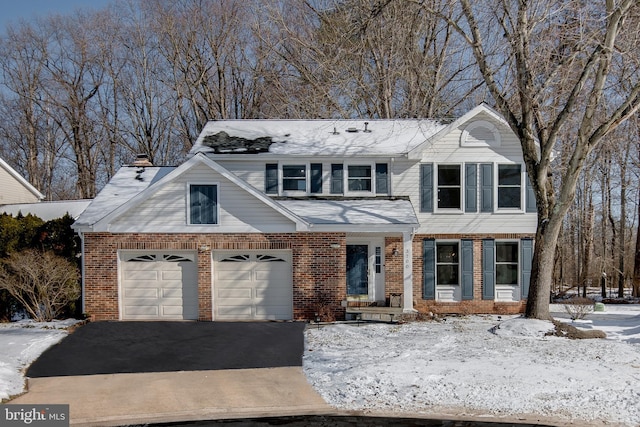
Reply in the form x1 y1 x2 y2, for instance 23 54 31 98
199 244 210 252
330 243 341 249
392 247 399 256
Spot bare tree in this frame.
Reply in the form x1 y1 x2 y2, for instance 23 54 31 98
0 250 80 322
442 0 640 319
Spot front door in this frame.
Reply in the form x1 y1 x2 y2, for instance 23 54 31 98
346 244 369 296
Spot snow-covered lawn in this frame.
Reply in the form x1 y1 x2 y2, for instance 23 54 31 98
304 304 640 426
0 319 79 401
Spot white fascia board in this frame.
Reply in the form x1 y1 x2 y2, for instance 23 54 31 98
0 157 45 200
407 104 509 160
89 153 309 232
308 223 418 233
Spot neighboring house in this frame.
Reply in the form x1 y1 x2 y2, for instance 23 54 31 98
0 157 44 204
73 104 537 322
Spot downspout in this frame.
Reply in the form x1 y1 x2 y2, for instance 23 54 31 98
402 226 418 313
78 231 85 316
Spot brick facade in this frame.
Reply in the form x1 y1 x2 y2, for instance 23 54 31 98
82 231 534 321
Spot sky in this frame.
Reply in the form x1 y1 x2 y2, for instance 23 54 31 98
0 0 113 31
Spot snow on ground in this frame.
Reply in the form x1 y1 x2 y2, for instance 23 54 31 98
304 304 640 426
0 319 79 401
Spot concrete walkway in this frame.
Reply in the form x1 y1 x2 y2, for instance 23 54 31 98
12 367 331 426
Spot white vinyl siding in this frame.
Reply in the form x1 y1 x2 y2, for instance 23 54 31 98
111 163 296 233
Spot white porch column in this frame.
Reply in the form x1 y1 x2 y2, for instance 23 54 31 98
402 231 415 312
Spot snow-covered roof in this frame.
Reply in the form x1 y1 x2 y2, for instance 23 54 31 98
191 119 447 156
278 198 418 231
1 200 92 220
73 166 174 229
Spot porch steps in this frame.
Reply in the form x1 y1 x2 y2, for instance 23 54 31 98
345 306 405 322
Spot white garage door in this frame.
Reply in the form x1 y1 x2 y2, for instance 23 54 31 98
214 251 293 320
121 252 198 320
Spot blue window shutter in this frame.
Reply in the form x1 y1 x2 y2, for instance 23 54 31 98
423 239 436 300
481 164 493 212
461 239 474 300
521 238 534 299
465 164 478 213
526 175 536 213
310 163 322 194
375 163 389 194
482 239 495 300
265 164 278 194
420 163 433 212
331 164 343 194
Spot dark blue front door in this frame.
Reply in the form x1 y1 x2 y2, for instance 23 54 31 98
347 244 368 295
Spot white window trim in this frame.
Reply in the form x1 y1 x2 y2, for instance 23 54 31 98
435 163 464 213
280 163 309 196
435 240 461 287
494 163 525 213
186 182 220 226
344 162 375 196
494 240 520 287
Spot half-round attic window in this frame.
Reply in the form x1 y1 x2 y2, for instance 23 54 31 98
460 120 501 147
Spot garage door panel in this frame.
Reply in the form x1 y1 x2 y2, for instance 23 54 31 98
217 305 253 318
123 270 159 281
217 269 253 281
124 288 159 299
217 288 252 299
123 305 159 317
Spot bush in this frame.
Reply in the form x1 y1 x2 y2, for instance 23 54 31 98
0 250 80 322
563 297 595 320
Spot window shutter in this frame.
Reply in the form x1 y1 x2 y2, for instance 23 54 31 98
423 239 436 300
481 163 493 212
265 164 278 194
521 238 534 299
310 163 322 194
375 163 389 194
461 239 474 300
331 164 343 194
526 175 536 213
420 163 433 212
465 164 478 212
482 239 495 300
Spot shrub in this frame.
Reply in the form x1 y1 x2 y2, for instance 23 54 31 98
563 297 594 320
0 250 80 322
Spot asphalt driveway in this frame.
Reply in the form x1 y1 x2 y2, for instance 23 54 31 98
26 321 306 377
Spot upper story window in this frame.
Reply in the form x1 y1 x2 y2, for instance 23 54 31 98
282 165 306 191
189 184 218 225
266 162 388 196
497 164 521 209
437 164 461 210
421 162 534 214
348 165 372 192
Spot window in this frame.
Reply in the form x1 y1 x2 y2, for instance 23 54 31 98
282 165 306 191
348 165 372 191
495 241 518 285
437 165 461 209
436 242 459 285
189 184 218 224
498 164 521 209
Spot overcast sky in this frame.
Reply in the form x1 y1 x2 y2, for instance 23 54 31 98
0 0 112 30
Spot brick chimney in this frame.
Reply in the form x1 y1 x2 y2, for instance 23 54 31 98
132 154 153 167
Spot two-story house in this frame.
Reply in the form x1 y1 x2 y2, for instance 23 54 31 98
72 104 536 321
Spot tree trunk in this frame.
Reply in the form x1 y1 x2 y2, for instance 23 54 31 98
633 185 640 297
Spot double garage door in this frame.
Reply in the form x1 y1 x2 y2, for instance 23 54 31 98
120 251 292 321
